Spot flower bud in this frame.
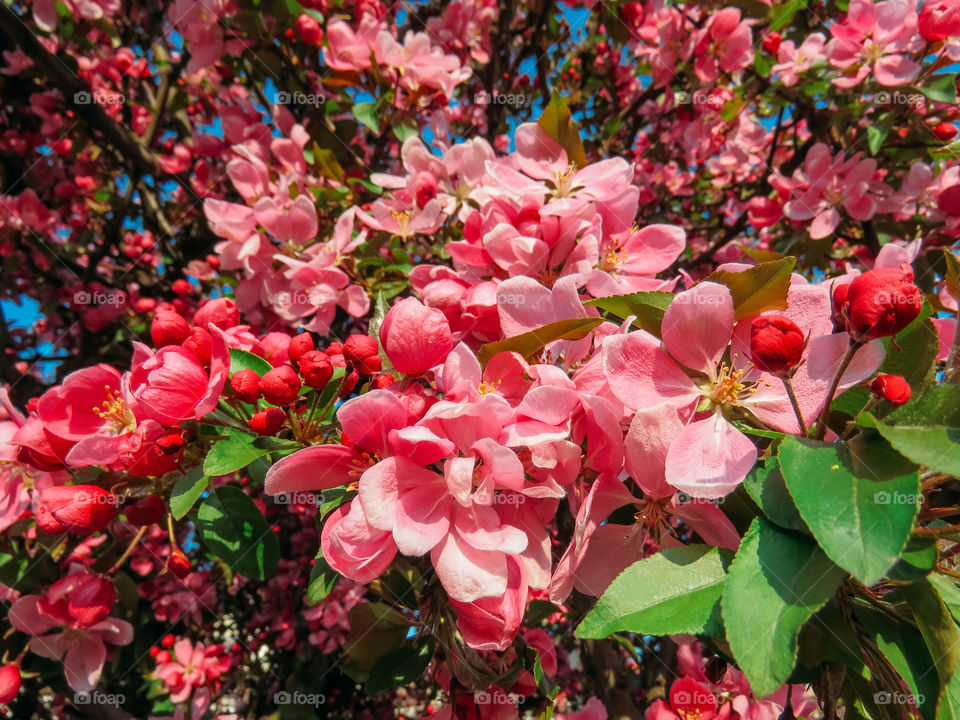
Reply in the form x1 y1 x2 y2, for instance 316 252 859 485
749 315 805 375
870 373 911 406
296 13 323 45
288 333 315 362
919 0 960 41
259 365 301 406
379 297 453 376
343 335 382 375
35 485 117 535
299 350 334 388
933 123 958 142
763 32 781 54
166 550 191 578
193 298 239 331
249 408 286 435
230 369 262 404
846 269 922 341
0 664 21 704
151 311 190 348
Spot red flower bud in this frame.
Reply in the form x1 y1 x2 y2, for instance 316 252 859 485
620 1 644 26
156 427 186 453
182 326 212 365
372 373 395 389
259 366 301 406
870 373 912 406
749 315 805 375
193 297 240 331
249 407 286 435
919 0 960 42
933 122 958 142
296 13 323 45
299 350 334 388
343 335 382 375
846 269 923 340
151 311 190 348
0 664 21 705
172 279 193 295
831 282 851 331
340 369 359 397
288 333 315 362
166 549 191 578
763 32 781 54
161 634 176 648
35 485 117 535
231 368 262 404
125 495 166 526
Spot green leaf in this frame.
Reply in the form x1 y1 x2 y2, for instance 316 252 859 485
722 518 847 697
536 93 587 169
903 579 960 697
344 603 411 670
204 431 273 476
938 665 960 720
170 466 208 520
778 434 920 584
195 485 279 581
366 637 434 694
889 537 939 583
229 348 272 377
353 102 380 133
306 551 339 605
576 545 731 639
477 317 603 367
919 74 958 104
888 385 960 427
770 0 806 30
930 575 960 625
867 115 894 155
742 459 807 534
866 418 960 478
392 123 418 143
702 257 796 319
945 249 960 303
856 606 939 720
584 291 673 336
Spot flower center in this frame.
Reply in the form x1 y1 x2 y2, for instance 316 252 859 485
390 210 410 235
551 163 578 198
92 387 136 434
478 379 501 396
708 363 754 408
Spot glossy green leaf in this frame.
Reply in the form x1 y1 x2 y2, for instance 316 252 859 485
779 434 920 584
742 459 807 534
702 257 796 319
536 93 587 169
229 348 272 377
196 485 279 581
170 466 207 520
204 431 273 476
722 518 846 697
576 545 731 639
478 317 603 367
307 550 339 606
584 291 673 336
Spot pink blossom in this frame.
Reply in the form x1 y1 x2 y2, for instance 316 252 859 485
9 571 133 692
